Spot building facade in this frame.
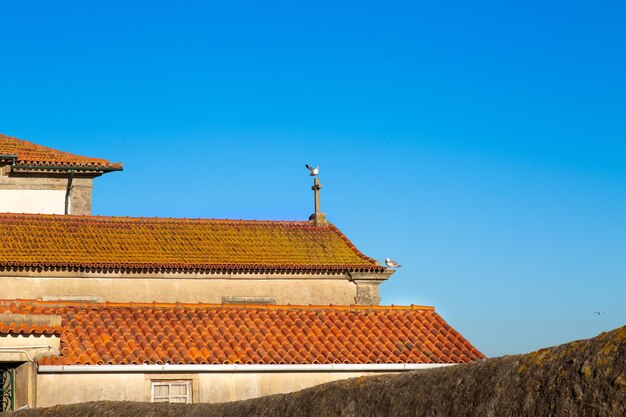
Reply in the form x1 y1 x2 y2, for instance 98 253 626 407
0 133 484 410
0 133 122 215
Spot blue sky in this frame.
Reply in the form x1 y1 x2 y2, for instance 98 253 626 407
1 1 624 357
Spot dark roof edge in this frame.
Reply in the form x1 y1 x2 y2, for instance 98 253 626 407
0 264 387 274
11 164 123 173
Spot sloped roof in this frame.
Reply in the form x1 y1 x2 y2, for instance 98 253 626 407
0 213 384 274
0 301 484 365
0 321 62 336
0 133 123 171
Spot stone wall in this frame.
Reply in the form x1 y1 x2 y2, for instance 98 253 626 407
14 326 626 416
0 274 362 306
0 271 388 305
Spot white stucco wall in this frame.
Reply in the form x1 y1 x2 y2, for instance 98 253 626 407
197 371 373 403
36 373 147 406
0 189 66 214
35 371 389 407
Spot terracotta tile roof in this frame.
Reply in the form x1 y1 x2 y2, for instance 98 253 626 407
0 133 122 171
0 300 484 365
0 213 384 273
0 322 62 336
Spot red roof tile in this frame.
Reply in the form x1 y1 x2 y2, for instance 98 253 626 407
0 301 484 366
0 133 122 171
0 213 384 273
0 322 62 336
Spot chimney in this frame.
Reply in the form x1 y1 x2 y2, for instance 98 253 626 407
309 177 327 226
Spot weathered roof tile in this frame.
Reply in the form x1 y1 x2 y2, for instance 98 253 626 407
0 301 484 365
0 133 122 171
0 321 62 336
0 213 384 273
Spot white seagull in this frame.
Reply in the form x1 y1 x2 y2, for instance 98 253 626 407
385 258 401 268
305 164 319 176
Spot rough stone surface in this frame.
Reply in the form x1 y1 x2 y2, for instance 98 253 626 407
354 282 380 305
5 326 625 417
68 179 93 215
350 272 393 305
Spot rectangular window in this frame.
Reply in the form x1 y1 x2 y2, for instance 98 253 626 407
151 381 191 404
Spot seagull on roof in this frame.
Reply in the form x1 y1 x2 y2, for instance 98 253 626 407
385 258 401 268
305 164 319 176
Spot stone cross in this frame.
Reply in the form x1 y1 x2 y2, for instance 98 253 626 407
309 177 326 226
312 178 322 213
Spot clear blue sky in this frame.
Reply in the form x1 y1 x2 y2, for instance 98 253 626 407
1 1 624 357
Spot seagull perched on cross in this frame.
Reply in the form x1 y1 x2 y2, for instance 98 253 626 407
305 164 319 176
385 258 401 268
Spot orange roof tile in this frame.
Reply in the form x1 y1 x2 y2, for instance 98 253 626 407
0 213 384 273
0 300 484 365
0 321 62 336
0 133 122 171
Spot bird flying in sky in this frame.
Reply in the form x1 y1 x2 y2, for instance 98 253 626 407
385 258 401 268
305 164 319 176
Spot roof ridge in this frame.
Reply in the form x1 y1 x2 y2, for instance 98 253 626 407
0 299 435 312
0 212 313 224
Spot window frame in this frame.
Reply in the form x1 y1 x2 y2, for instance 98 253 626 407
150 380 192 404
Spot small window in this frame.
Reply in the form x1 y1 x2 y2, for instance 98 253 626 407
151 381 191 404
